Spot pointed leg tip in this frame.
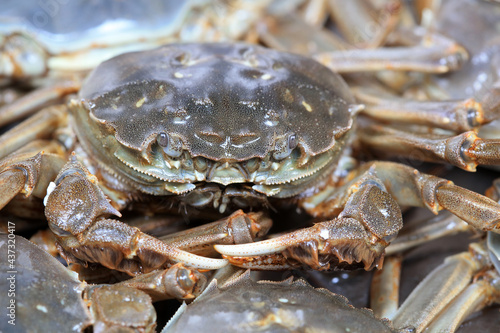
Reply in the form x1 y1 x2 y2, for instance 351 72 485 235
214 241 287 256
193 257 229 270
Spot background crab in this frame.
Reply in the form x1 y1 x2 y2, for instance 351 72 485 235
1 0 500 332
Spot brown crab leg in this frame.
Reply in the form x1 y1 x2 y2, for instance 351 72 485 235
261 13 467 74
424 270 500 333
259 12 415 92
216 177 403 270
0 140 66 210
0 105 67 159
300 161 500 231
259 14 347 55
328 0 402 48
353 84 487 132
116 263 208 302
359 162 500 230
314 41 468 73
385 212 470 256
217 161 500 269
0 80 79 127
370 254 402 319
45 158 227 274
360 124 500 171
392 243 495 332
301 0 329 27
160 210 272 257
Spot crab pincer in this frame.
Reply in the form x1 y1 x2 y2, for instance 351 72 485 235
45 158 228 274
216 183 402 271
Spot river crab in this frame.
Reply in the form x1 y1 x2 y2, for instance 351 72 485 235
1 41 500 277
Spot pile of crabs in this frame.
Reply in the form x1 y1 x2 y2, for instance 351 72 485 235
1 0 500 332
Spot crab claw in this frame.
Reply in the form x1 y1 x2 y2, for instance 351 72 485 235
46 158 227 274
54 219 228 273
215 217 388 271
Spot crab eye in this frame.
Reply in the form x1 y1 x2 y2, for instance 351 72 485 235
273 133 298 160
288 134 297 150
157 132 182 158
157 132 169 147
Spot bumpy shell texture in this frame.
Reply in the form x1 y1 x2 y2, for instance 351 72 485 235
80 43 354 161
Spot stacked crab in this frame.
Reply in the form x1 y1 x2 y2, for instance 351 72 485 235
1 0 500 332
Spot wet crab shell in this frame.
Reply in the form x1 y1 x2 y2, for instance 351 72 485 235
163 271 398 333
79 43 354 161
69 43 358 197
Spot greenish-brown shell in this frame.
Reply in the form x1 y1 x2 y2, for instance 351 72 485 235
80 43 354 161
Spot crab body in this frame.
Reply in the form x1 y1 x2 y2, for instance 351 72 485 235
2 1 500 332
72 43 355 204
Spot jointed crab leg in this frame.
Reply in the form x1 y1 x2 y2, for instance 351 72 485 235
313 42 468 73
0 141 66 210
116 263 207 302
216 178 403 270
370 255 402 319
0 105 68 209
0 80 79 127
216 161 500 269
302 161 500 231
385 212 469 255
262 13 467 75
45 158 228 273
353 85 487 132
391 243 500 332
0 105 67 159
424 270 500 332
259 14 347 55
160 210 272 257
368 162 500 229
360 125 500 171
327 0 402 49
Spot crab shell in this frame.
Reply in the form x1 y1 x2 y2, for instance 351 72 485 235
70 43 356 197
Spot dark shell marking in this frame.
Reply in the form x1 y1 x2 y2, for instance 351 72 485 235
80 43 354 161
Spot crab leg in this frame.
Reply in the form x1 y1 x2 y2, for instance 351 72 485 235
391 243 495 332
0 105 67 159
314 42 467 73
302 161 500 231
373 162 500 230
116 263 208 302
0 80 79 127
160 210 272 256
327 0 402 48
259 14 347 55
424 270 500 333
301 0 329 27
353 85 487 132
45 158 227 274
370 255 402 319
385 212 470 255
261 13 468 75
360 124 500 171
0 141 66 210
216 177 403 270
216 161 500 269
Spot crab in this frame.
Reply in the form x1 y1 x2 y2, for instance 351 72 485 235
0 234 209 332
1 0 500 332
1 41 498 274
164 268 401 333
